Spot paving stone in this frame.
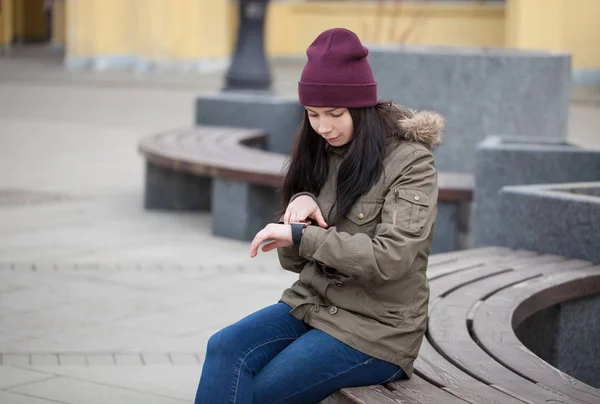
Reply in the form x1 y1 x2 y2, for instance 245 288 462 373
85 354 115 366
27 366 200 401
2 354 30 366
168 353 200 366
0 391 58 404
114 353 144 366
0 301 104 336
0 367 54 389
31 354 59 366
57 354 87 366
141 353 171 365
3 325 184 353
8 376 188 404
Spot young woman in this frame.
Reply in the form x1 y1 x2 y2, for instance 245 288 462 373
194 27 443 404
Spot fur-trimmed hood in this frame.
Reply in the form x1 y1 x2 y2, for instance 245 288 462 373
390 104 444 150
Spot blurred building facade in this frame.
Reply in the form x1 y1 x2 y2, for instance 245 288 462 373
1 0 598 85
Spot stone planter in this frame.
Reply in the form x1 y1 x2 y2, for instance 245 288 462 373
195 92 304 155
473 136 600 247
499 181 600 262
368 45 572 174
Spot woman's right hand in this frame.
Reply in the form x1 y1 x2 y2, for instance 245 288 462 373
283 195 328 228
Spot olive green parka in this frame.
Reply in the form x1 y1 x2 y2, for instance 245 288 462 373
278 105 444 377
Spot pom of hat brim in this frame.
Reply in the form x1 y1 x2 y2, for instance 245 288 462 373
298 82 378 108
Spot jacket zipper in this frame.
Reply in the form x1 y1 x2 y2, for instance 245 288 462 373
392 188 400 225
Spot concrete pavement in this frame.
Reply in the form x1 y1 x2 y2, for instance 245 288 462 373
0 52 299 403
0 48 599 403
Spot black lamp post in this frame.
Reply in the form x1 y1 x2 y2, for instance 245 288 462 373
223 0 272 93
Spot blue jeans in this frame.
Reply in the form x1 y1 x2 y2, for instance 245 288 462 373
194 302 404 404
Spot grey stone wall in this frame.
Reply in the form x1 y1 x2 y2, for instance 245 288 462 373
144 163 211 211
515 293 600 388
498 182 600 262
195 93 304 154
431 202 471 254
368 45 571 173
211 179 280 241
473 136 600 247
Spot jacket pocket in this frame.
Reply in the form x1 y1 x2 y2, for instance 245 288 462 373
391 187 430 234
344 198 384 235
357 288 404 328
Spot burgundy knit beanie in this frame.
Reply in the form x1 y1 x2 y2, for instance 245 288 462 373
298 28 377 108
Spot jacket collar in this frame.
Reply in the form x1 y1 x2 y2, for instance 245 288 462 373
326 141 352 156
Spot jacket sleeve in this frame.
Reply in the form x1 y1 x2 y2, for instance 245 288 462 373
277 245 306 274
298 149 437 284
276 192 319 274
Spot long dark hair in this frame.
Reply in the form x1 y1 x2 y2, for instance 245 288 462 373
280 100 400 225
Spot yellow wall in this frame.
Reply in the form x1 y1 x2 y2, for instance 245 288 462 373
506 0 600 70
561 0 600 70
271 1 505 57
0 0 14 46
66 0 231 63
505 0 563 50
65 0 504 64
61 0 599 73
51 0 66 46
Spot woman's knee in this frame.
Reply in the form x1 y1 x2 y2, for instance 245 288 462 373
206 325 242 357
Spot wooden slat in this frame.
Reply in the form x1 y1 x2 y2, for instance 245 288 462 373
414 343 524 404
427 250 538 280
427 247 514 267
323 384 417 404
473 268 600 404
428 258 590 404
436 172 474 203
428 254 562 299
388 375 469 404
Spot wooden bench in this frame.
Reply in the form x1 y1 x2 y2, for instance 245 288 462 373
138 126 474 246
324 247 600 404
138 129 600 401
139 126 284 189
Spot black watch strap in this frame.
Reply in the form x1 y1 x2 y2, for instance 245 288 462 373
290 223 305 246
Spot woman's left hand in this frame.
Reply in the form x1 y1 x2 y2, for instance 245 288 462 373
250 223 293 258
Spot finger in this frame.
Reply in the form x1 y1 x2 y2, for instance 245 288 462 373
290 211 299 223
311 209 328 228
250 230 268 257
293 210 311 223
261 240 283 252
250 240 258 258
283 209 292 225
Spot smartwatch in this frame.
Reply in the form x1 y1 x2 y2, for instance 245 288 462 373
290 222 307 246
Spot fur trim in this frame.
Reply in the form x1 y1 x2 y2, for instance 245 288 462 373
393 104 444 150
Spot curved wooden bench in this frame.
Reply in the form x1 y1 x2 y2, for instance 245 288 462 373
427 258 595 404
325 248 600 404
138 126 474 243
474 269 600 404
138 126 285 188
138 126 473 200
